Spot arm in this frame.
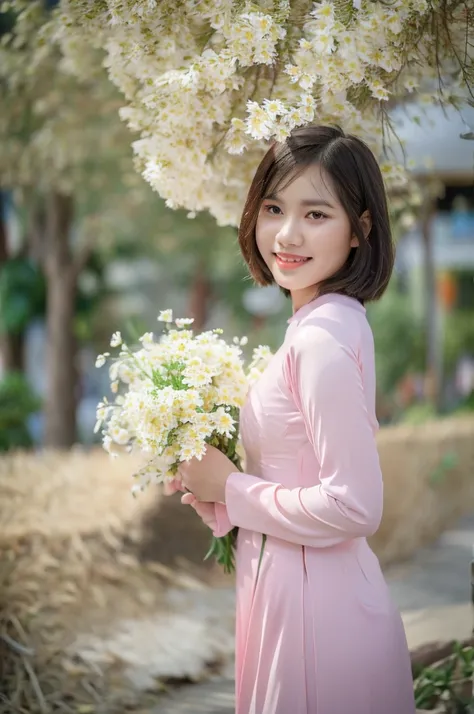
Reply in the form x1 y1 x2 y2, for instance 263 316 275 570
224 324 383 548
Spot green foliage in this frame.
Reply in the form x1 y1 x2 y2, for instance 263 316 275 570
367 282 425 396
0 250 112 342
444 310 474 376
400 392 474 427
414 642 474 712
0 257 45 334
453 390 474 414
0 371 41 451
400 402 439 425
74 249 114 341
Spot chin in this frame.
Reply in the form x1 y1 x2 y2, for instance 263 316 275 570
274 274 317 292
273 276 295 291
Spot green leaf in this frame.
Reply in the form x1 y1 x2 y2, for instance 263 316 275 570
0 258 45 334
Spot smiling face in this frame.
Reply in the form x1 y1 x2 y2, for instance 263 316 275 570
239 127 394 306
255 165 359 311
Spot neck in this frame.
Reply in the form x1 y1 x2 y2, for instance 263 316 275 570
291 287 319 313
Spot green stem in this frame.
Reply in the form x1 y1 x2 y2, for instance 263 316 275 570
204 528 238 574
202 440 269 575
205 529 267 577
255 533 267 583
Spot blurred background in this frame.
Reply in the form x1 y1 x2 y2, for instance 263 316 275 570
1 2 474 713
1 102 474 450
2 109 474 446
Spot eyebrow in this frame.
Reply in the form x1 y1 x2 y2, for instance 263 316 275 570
263 193 334 209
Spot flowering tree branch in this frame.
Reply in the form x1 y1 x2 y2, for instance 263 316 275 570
53 0 473 226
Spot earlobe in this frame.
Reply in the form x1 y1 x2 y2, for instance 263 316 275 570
350 211 372 248
360 210 372 241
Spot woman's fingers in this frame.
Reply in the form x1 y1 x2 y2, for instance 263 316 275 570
163 477 185 495
181 493 217 530
181 492 195 506
193 501 217 529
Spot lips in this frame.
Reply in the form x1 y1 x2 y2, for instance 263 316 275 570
274 253 312 270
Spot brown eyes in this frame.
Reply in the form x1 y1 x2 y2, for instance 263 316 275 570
264 204 282 215
262 205 326 220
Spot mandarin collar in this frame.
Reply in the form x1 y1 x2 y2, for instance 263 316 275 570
287 293 366 325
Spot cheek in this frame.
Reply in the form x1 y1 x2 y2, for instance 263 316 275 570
306 226 352 274
314 222 352 256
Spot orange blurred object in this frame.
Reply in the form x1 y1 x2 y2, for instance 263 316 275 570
437 271 457 309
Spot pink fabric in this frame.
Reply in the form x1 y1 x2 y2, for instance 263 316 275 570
223 294 415 714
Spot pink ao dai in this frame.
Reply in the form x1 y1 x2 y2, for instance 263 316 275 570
210 293 416 714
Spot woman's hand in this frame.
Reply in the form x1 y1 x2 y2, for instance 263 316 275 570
178 445 236 502
180 492 219 532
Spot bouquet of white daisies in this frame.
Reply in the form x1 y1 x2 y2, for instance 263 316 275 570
94 309 271 573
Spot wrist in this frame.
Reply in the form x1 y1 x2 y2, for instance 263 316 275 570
219 469 234 503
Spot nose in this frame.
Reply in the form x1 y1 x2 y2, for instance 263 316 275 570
275 216 304 248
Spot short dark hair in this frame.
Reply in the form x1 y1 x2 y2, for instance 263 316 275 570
238 125 394 301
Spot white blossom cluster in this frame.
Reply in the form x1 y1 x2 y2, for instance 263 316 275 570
55 0 471 226
94 309 272 494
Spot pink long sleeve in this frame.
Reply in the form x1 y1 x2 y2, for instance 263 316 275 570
224 322 383 548
213 502 234 537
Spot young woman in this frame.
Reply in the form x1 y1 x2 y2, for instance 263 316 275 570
177 125 416 714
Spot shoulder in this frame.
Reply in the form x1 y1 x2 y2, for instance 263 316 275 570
283 296 378 426
289 297 370 363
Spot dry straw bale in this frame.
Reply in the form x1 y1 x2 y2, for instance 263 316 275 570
371 416 474 565
0 447 156 541
0 531 179 712
0 532 168 713
0 448 216 713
